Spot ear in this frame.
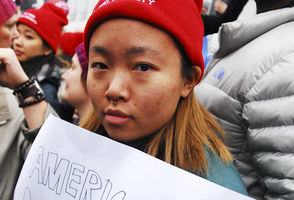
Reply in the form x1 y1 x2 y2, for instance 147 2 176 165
180 65 202 98
43 47 53 56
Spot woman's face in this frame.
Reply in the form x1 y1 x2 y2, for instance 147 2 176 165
62 54 88 107
87 18 193 142
0 13 19 48
13 23 50 62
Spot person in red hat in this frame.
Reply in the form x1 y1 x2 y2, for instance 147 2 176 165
79 0 247 195
13 2 68 115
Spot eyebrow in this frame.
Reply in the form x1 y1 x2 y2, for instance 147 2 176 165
89 46 159 56
89 45 163 64
89 46 110 57
126 47 159 56
24 30 34 34
18 28 34 35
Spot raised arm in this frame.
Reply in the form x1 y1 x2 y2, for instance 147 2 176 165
0 48 47 130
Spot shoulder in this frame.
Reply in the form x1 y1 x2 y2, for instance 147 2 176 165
204 150 248 195
198 17 294 100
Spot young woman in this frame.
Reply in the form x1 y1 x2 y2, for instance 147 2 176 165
61 42 92 124
13 2 68 114
80 0 248 195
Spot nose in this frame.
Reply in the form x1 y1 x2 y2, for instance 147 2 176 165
13 35 22 48
11 24 19 42
62 69 69 80
105 69 130 103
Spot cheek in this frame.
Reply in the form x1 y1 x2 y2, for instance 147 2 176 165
24 41 42 54
87 81 97 100
0 29 11 47
4 31 11 40
1 28 9 36
138 89 163 111
135 83 180 121
87 79 104 108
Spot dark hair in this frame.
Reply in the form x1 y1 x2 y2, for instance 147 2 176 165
256 0 294 13
42 38 53 53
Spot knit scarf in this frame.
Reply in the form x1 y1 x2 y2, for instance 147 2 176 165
20 53 55 79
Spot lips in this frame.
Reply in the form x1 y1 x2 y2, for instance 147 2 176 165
105 109 130 125
14 49 24 56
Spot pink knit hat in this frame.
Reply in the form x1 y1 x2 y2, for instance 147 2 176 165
84 0 205 81
0 0 17 25
76 42 88 79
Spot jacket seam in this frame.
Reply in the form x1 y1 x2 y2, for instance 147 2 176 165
245 50 294 99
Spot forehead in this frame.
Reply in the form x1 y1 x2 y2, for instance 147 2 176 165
89 18 178 52
93 18 163 38
3 13 19 25
17 23 39 35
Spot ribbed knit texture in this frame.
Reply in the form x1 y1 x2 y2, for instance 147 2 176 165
0 0 17 25
61 32 83 56
76 42 88 79
84 0 205 81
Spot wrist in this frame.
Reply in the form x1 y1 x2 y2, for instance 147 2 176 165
12 77 30 89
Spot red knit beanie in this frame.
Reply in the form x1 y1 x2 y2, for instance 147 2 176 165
17 2 68 53
0 0 17 25
60 32 83 56
84 0 205 81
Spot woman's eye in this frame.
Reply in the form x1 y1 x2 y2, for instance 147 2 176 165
91 62 108 70
25 35 33 39
135 64 153 72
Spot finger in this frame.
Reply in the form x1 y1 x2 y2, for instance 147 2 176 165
0 60 5 69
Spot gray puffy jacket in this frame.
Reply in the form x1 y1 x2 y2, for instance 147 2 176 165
0 87 56 200
195 7 294 200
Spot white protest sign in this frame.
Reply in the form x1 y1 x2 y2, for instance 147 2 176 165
14 115 253 200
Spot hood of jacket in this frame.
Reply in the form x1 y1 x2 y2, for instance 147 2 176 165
209 7 294 67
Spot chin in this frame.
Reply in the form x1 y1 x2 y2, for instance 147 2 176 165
61 95 69 103
107 131 132 142
17 57 26 62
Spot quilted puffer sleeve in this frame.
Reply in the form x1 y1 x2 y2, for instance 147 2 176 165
243 51 294 200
